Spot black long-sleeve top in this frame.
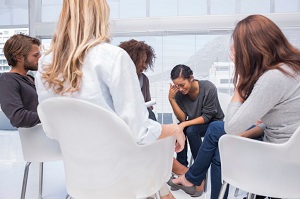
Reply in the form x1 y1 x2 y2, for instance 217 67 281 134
0 72 40 128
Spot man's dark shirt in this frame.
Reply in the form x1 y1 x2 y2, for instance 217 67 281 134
0 72 40 128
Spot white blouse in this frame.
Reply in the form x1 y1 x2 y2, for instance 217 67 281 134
35 42 162 144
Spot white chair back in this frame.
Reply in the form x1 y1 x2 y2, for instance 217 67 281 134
217 92 232 116
18 124 62 199
18 124 62 162
38 97 175 199
218 125 300 198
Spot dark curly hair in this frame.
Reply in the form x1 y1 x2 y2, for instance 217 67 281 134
119 39 156 70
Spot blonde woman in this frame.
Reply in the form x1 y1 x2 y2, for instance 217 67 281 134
35 1 185 198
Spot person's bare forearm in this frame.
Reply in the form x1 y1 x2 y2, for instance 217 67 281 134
179 116 205 128
159 124 185 152
239 125 263 138
159 124 178 138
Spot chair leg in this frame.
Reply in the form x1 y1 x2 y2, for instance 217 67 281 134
188 141 193 167
155 191 161 199
247 193 255 199
38 162 44 199
204 172 208 193
188 155 194 167
66 194 72 199
234 188 239 197
21 162 32 199
217 181 228 199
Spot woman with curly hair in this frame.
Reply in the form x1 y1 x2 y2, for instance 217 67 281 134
119 39 157 120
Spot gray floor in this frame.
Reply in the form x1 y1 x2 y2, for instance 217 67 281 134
0 130 246 199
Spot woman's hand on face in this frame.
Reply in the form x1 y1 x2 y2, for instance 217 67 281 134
169 83 179 100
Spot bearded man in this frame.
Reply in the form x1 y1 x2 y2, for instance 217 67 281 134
0 34 41 127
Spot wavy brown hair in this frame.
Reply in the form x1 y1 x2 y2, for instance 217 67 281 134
42 0 110 94
232 14 300 100
119 39 155 70
4 34 40 67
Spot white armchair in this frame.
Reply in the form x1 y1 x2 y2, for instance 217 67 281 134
18 124 62 199
38 97 176 199
217 92 232 115
218 125 300 199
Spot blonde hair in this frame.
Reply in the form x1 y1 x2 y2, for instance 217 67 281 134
42 0 110 94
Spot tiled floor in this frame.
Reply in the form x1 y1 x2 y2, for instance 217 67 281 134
0 130 246 199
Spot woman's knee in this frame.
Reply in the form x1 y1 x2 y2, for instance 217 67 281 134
185 125 198 137
204 121 226 143
207 121 225 135
185 124 208 137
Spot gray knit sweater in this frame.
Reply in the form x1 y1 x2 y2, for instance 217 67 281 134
225 65 300 143
175 80 224 123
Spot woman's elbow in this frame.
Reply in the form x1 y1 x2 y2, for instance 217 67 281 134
224 123 235 134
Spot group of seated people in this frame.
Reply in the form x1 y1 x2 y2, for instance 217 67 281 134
0 1 300 199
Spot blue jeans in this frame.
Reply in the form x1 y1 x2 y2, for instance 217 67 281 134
185 121 228 199
176 123 210 167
